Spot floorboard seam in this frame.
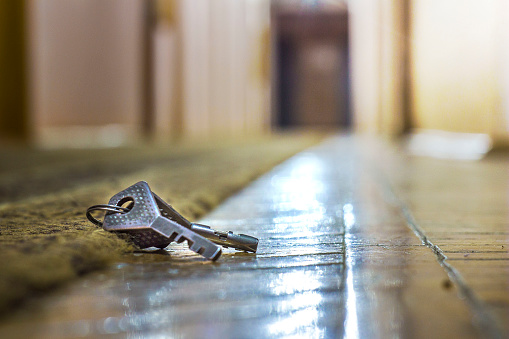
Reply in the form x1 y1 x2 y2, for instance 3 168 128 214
379 175 503 339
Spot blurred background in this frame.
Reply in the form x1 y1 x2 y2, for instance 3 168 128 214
1 0 509 150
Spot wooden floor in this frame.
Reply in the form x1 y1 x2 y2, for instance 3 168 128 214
0 135 507 338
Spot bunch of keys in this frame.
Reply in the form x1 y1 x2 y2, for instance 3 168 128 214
86 181 258 261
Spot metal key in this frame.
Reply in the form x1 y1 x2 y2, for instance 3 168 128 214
101 181 222 260
151 191 258 253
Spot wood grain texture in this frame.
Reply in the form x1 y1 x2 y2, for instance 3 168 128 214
0 135 508 338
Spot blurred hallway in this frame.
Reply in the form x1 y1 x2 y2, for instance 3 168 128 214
2 0 509 145
1 1 509 338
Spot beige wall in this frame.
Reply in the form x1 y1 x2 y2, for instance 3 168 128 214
378 0 407 135
410 0 507 139
503 2 509 138
349 0 509 144
349 0 406 135
29 0 146 147
23 0 271 147
178 0 271 138
349 0 382 133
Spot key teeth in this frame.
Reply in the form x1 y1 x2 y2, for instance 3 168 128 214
210 248 222 261
201 246 221 261
173 233 222 260
188 240 222 261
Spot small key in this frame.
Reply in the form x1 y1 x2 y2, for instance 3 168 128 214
151 191 258 253
189 224 258 253
101 181 222 260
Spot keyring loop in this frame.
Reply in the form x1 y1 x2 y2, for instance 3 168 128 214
86 204 130 227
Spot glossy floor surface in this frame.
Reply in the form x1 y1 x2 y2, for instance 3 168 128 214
0 136 508 338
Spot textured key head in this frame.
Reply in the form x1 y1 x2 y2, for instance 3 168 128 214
103 181 160 231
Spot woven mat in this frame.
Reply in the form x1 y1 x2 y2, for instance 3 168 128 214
0 133 323 314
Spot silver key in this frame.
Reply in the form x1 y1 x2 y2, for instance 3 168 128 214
152 192 258 253
102 181 222 261
87 181 259 259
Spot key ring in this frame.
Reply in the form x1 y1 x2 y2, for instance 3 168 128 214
86 204 131 226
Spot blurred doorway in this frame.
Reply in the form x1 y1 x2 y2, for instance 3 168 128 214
272 2 349 128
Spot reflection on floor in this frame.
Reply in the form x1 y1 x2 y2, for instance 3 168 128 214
0 135 507 338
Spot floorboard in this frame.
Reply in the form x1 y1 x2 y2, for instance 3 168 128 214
1 135 507 338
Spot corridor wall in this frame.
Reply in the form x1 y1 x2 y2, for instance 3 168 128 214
4 0 271 147
349 0 509 147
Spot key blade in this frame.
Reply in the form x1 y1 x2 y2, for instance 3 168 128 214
152 217 222 261
151 193 258 253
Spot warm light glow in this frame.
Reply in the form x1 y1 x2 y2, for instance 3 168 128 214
269 271 323 295
269 155 327 237
343 203 355 230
